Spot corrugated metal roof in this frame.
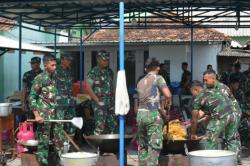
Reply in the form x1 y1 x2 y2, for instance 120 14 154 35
0 0 250 28
216 28 250 37
0 35 53 52
218 48 250 57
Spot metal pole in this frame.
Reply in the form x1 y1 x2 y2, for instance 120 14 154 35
119 1 125 166
80 29 83 93
54 28 57 57
190 26 193 79
18 15 22 91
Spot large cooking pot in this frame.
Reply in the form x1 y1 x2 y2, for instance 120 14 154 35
0 103 12 117
83 134 133 153
161 139 201 155
61 152 98 166
188 150 236 166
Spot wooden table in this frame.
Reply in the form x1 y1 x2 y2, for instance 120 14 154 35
0 113 15 158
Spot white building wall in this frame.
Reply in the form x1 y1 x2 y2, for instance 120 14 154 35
149 43 222 82
1 51 44 101
192 44 222 81
149 45 187 82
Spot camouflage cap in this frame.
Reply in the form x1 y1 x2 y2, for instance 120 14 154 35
97 50 109 60
61 54 73 61
29 57 41 63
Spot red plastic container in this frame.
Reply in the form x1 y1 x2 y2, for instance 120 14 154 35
72 81 88 96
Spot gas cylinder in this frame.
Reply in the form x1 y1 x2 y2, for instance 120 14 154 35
17 122 35 156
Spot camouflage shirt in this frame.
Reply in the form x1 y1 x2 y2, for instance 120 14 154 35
206 81 241 113
229 71 247 91
219 71 230 86
137 73 168 111
193 88 239 119
180 70 192 94
29 71 58 120
23 68 43 94
87 65 114 108
232 89 244 106
243 70 250 94
55 65 74 106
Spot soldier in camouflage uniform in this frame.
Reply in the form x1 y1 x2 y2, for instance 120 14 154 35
229 62 247 92
243 64 250 96
22 57 43 119
180 62 192 95
136 58 172 166
86 50 117 135
229 78 245 107
203 70 241 113
238 90 250 146
219 63 233 86
190 80 241 157
55 54 76 135
29 54 65 166
203 70 243 163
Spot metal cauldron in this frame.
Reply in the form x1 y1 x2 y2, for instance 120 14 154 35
188 150 236 166
161 139 201 155
0 103 12 117
20 140 38 153
83 134 133 153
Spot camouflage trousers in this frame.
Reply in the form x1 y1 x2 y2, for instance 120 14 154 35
238 117 250 145
57 106 76 135
92 103 118 135
136 110 163 166
36 122 65 166
204 112 241 155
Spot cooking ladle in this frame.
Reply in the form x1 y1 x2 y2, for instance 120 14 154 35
27 117 83 129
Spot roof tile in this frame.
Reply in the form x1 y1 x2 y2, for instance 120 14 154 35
0 18 15 31
72 28 229 43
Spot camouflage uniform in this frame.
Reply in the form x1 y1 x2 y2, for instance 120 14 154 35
243 69 250 96
208 81 241 113
136 73 167 166
23 68 43 118
219 71 231 86
231 89 244 108
29 71 65 166
229 71 247 92
238 93 250 146
193 88 242 154
55 64 76 135
180 70 192 95
87 65 117 135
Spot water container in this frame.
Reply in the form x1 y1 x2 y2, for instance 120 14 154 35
171 81 180 95
72 81 87 96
